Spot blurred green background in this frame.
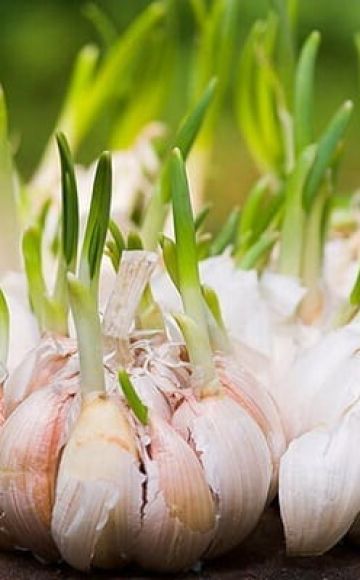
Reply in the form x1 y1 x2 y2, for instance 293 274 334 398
1 0 360 225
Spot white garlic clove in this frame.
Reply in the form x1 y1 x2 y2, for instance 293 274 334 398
279 409 360 555
216 354 285 500
136 414 215 572
173 395 272 558
51 393 143 571
4 333 77 416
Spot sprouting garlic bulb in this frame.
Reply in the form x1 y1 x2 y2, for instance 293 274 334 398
0 243 283 572
0 327 280 572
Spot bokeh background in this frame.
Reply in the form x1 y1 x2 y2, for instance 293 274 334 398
1 0 360 227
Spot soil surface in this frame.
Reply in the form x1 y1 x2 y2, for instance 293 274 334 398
0 506 359 579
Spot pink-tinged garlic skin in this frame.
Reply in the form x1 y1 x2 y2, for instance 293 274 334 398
0 381 79 560
216 354 286 499
172 395 272 559
51 393 143 571
136 415 215 572
131 336 192 414
4 333 77 417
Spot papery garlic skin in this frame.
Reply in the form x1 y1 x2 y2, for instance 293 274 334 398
279 409 360 555
51 393 143 571
130 335 192 415
0 381 79 560
172 393 272 558
136 414 215 572
4 333 77 417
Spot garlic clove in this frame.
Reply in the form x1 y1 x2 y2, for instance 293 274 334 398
277 324 360 441
173 395 272 558
0 381 79 560
4 333 77 417
216 354 285 500
259 271 307 320
136 414 215 572
279 409 360 555
51 392 143 571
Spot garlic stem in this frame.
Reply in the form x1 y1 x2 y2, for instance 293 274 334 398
107 219 125 273
238 231 278 271
52 133 80 324
294 31 321 155
302 100 353 212
141 79 217 249
234 175 270 258
209 207 240 256
170 148 217 386
201 285 231 353
301 189 326 290
118 369 148 425
68 274 105 393
279 144 316 277
22 134 81 336
56 133 79 273
22 227 68 335
159 234 179 290
79 152 112 299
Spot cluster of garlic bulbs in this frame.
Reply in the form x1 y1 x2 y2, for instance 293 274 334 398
3 1 360 573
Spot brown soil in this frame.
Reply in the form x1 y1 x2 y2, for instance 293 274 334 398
0 506 358 579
